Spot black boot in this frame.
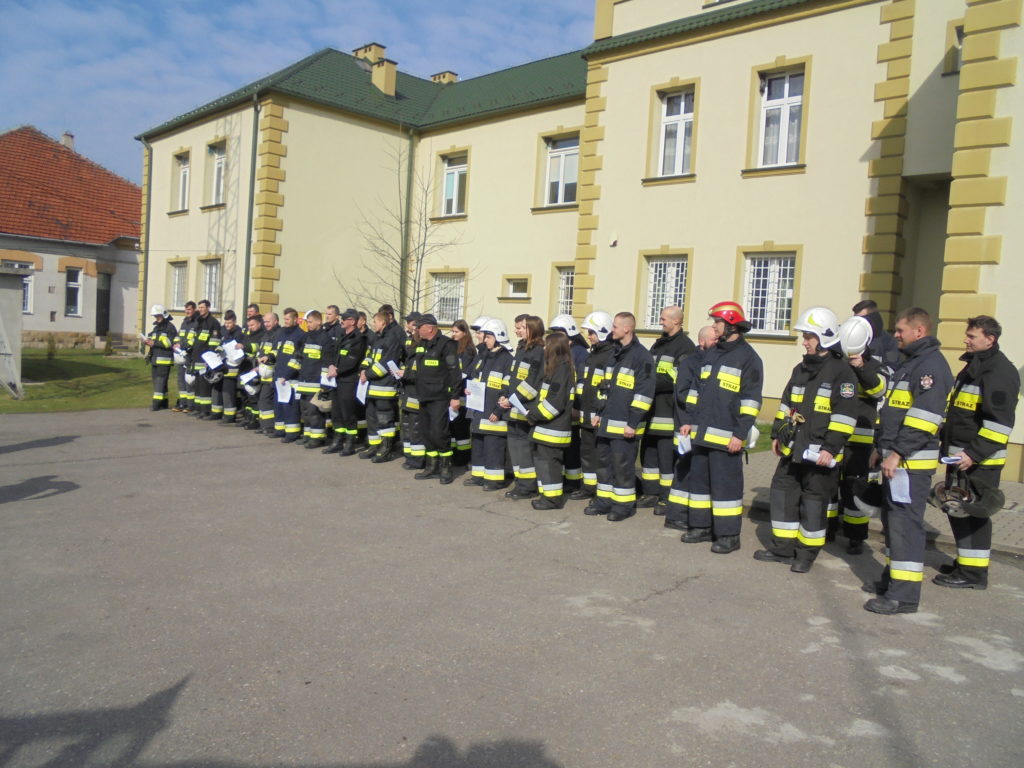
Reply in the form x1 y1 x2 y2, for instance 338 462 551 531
415 456 440 479
322 434 343 454
339 436 356 456
359 442 379 460
371 437 398 463
439 456 454 485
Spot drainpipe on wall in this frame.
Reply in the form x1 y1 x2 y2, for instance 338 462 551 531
139 136 153 335
400 126 415 316
242 95 262 310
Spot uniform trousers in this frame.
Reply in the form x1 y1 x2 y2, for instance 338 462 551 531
219 375 239 420
686 445 744 537
274 385 302 438
401 406 425 466
640 431 676 498
176 364 194 409
299 394 327 443
469 432 486 479
507 420 537 493
194 372 213 414
535 442 565 500
767 458 838 562
664 450 694 526
947 464 999 578
594 436 639 514
151 364 171 408
879 470 932 604
258 380 276 432
839 444 873 542
366 396 397 447
330 379 360 437
209 378 224 418
562 427 582 488
578 426 598 491
451 408 472 465
420 399 453 458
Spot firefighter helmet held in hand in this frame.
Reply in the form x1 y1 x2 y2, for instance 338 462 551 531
837 315 873 357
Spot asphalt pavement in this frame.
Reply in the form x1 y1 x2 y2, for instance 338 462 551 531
1 409 1022 768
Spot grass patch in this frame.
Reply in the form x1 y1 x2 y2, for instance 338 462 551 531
1 348 177 414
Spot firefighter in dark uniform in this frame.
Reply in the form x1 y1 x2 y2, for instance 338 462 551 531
214 309 245 423
549 315 588 493
172 301 197 412
498 315 546 500
450 319 477 465
256 313 281 434
864 307 953 615
324 309 368 456
935 315 1018 590
360 307 405 462
569 311 615 501
528 333 576 509
399 312 426 470
466 319 514 490
834 315 889 553
190 299 222 420
144 304 177 410
239 314 264 429
319 305 344 444
754 307 858 573
295 310 332 449
273 307 306 442
585 312 655 522
639 305 696 511
407 314 462 484
680 301 763 554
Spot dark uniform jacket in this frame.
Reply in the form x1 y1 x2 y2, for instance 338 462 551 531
147 318 177 366
596 336 655 439
577 339 617 427
273 325 306 381
296 327 332 394
877 335 953 473
412 333 461 403
863 310 901 372
503 342 545 425
220 325 245 380
846 353 888 448
333 329 367 382
257 327 281 383
686 335 763 451
771 351 859 462
363 321 404 399
190 314 222 372
174 314 198 354
468 345 513 434
647 330 696 436
528 362 575 447
943 344 1019 468
674 348 705 428
400 334 425 410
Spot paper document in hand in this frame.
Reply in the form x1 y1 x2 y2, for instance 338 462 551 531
802 448 837 468
222 340 245 365
508 393 529 416
356 379 369 404
320 372 337 388
465 380 486 412
747 426 760 450
449 407 459 421
275 380 293 403
201 351 222 370
890 468 912 503
676 434 692 456
239 370 258 385
386 360 401 378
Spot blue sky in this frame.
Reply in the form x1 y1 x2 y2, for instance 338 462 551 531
0 0 593 185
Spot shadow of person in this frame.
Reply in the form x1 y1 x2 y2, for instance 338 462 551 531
0 475 80 504
0 435 79 456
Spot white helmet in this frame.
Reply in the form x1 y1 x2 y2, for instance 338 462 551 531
549 314 578 337
150 304 168 317
581 311 613 342
793 307 840 347
480 318 511 348
258 363 274 379
184 373 196 386
470 315 493 332
173 349 188 366
837 315 873 357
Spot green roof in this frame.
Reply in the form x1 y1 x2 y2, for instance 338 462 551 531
139 48 587 140
583 0 819 57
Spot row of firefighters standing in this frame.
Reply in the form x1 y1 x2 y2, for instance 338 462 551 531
145 298 1018 615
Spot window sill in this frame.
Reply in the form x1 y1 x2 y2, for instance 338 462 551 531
530 204 578 215
741 164 806 179
746 332 797 344
430 214 468 223
641 174 696 187
167 209 189 217
497 296 531 303
65 313 82 318
200 203 226 212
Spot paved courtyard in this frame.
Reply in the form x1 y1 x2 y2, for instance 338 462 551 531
1 409 1022 768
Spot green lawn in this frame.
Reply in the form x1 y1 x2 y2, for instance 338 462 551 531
0 348 176 414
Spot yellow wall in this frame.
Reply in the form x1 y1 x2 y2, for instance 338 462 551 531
610 1 710 37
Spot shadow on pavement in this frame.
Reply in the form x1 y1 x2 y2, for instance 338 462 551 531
0 678 564 768
0 435 78 456
0 475 80 504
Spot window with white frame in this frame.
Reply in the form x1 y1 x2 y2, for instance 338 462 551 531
644 256 687 329
210 143 226 205
659 90 695 176
759 70 804 167
506 277 530 298
556 267 575 315
442 155 467 216
743 253 796 333
202 260 221 309
65 267 82 316
432 273 464 324
170 262 188 309
545 136 578 205
175 153 190 210
1 260 33 313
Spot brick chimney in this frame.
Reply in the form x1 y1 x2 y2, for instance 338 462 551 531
431 71 458 85
353 42 386 63
61 131 75 151
371 58 398 96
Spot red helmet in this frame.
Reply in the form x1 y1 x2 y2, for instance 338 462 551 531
709 301 748 326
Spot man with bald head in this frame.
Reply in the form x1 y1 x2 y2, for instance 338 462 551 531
638 306 696 511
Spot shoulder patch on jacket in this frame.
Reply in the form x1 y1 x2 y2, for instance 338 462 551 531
920 374 934 391
840 382 855 398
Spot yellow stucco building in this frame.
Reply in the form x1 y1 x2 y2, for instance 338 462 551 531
138 0 1024 479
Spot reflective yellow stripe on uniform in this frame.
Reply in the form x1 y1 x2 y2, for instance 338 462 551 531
889 559 924 582
903 407 942 435
979 419 1012 444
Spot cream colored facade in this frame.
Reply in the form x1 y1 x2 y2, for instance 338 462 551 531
140 0 1024 478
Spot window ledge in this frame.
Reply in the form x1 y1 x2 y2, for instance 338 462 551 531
166 209 189 217
199 203 226 212
530 204 579 214
641 174 696 187
741 164 806 179
430 214 468 223
746 332 798 344
498 296 531 303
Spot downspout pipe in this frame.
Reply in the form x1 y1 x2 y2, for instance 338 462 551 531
400 126 415 316
139 136 154 338
242 94 262 310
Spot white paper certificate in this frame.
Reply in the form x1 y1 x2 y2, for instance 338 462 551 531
275 380 293 403
466 380 486 412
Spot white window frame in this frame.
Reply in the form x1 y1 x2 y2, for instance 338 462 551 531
556 267 575 315
658 91 695 177
176 153 190 210
441 155 467 216
644 257 687 329
201 260 221 310
758 70 804 167
65 267 82 317
743 253 796 334
210 143 226 205
2 260 33 313
545 136 579 205
431 272 464 324
170 262 188 310
506 277 530 299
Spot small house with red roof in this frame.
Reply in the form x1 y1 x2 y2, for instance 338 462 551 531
0 126 141 346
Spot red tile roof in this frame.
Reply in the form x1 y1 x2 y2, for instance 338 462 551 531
0 126 140 245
